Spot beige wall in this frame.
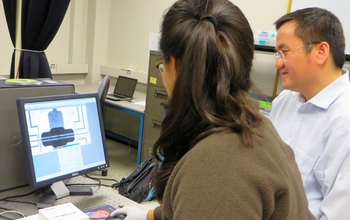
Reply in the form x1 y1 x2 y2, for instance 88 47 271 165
0 3 15 75
0 0 291 95
105 0 289 76
106 0 290 67
104 0 290 95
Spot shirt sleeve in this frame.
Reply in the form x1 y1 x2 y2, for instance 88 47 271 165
315 130 350 219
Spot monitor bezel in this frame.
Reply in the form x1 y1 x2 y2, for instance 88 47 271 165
16 93 109 188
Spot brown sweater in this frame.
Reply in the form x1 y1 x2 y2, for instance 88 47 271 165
153 117 315 220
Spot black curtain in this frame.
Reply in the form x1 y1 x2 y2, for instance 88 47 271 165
2 0 70 79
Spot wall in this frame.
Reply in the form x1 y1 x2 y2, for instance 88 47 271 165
0 3 16 75
290 0 350 55
0 0 318 96
0 1 90 85
102 0 291 95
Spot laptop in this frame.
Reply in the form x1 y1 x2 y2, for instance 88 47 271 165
106 76 138 101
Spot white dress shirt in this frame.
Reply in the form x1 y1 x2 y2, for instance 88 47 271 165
269 70 350 219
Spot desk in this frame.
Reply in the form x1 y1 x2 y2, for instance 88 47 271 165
103 94 145 165
0 176 148 219
0 138 159 219
75 85 146 165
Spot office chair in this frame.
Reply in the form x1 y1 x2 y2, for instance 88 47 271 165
97 75 110 176
98 75 110 115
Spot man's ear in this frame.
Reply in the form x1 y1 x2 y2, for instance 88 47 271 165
315 41 330 65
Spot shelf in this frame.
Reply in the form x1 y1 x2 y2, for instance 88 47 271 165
254 44 350 61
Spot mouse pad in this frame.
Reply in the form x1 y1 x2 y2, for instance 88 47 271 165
84 204 116 219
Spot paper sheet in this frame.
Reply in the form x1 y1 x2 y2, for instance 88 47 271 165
134 101 146 106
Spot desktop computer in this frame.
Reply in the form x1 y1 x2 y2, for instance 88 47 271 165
0 79 75 192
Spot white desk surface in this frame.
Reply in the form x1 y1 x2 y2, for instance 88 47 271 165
9 175 150 219
74 84 146 114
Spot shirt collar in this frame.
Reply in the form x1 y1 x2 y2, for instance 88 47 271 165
307 69 350 109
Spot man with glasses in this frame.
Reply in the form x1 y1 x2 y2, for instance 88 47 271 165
269 7 350 219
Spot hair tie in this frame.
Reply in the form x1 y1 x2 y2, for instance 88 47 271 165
199 15 218 31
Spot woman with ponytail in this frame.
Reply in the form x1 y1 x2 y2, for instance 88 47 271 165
110 0 315 219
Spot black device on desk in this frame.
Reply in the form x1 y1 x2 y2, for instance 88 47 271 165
106 75 138 101
16 93 109 208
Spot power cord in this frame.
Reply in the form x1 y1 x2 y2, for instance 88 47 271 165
0 210 25 219
0 187 44 204
127 139 133 158
84 173 119 184
64 174 119 188
0 187 44 218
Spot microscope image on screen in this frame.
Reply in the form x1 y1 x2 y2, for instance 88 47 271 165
26 105 91 154
48 108 64 128
40 109 75 148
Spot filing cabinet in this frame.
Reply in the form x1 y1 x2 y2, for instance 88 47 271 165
142 50 168 161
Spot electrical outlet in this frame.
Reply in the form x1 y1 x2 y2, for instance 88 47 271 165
50 64 56 70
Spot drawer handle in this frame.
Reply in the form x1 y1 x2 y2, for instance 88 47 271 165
154 89 168 99
152 120 162 128
160 102 168 109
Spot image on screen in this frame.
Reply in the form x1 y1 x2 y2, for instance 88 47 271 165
16 93 109 188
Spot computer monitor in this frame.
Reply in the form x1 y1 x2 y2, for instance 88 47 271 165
16 93 109 208
0 80 75 192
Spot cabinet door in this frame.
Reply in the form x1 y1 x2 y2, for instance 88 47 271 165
145 86 167 118
143 113 162 145
103 107 140 141
147 51 164 87
141 142 153 162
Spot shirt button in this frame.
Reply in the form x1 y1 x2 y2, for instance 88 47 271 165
299 110 304 114
289 133 293 137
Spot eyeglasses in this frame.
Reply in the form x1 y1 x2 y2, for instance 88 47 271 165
154 59 164 76
274 44 317 61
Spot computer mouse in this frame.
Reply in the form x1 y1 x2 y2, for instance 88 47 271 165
106 213 126 219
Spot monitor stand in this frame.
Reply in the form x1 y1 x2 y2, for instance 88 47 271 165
37 181 93 209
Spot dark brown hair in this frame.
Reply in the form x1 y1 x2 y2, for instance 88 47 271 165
153 0 262 201
275 7 345 68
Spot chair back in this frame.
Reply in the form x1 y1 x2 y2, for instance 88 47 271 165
98 75 110 115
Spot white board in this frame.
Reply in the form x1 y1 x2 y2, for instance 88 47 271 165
290 0 350 55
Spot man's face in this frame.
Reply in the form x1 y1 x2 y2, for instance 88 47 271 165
275 21 316 95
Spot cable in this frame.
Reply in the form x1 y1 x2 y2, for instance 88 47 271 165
65 182 111 188
0 188 44 203
64 174 119 188
0 215 12 220
127 139 133 158
0 210 25 219
0 188 44 211
83 174 101 186
85 173 119 183
0 199 36 207
84 174 120 187
64 174 103 188
0 185 29 194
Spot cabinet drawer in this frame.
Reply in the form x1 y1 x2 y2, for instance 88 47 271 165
145 86 168 117
103 107 140 141
143 114 162 145
148 51 164 87
141 142 153 162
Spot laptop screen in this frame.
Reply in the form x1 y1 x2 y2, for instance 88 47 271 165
113 76 138 98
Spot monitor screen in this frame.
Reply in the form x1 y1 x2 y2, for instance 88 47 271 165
113 76 138 98
16 93 109 189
